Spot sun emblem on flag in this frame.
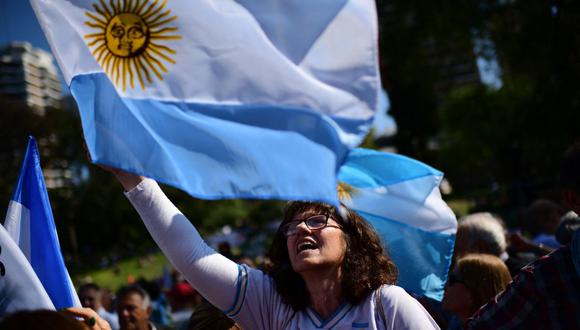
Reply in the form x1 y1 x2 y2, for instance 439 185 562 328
84 0 181 91
337 181 355 202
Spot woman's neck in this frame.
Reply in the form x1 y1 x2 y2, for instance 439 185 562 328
302 267 344 319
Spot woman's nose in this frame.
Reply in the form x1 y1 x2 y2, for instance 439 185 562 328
295 220 311 234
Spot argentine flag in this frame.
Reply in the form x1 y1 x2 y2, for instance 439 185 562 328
30 0 379 205
0 224 54 317
3 137 81 310
338 148 457 300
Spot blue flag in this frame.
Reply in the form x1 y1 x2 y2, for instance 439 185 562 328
30 0 380 205
3 137 80 309
338 148 457 300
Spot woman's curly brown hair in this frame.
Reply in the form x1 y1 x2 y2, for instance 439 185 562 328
267 201 398 311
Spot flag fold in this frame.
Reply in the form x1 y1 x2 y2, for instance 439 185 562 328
338 148 457 300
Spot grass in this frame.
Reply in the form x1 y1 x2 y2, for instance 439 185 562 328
73 252 171 291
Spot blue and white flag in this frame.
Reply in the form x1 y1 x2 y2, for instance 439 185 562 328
3 137 81 310
338 148 457 300
0 224 54 318
30 0 379 205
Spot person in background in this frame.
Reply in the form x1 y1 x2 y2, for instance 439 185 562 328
454 213 507 260
186 301 241 330
468 142 580 329
524 199 564 249
101 288 117 316
442 254 512 329
116 285 169 330
167 271 202 328
417 213 515 328
454 212 544 276
136 278 171 328
79 283 119 330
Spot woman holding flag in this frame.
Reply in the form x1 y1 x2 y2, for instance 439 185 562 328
109 169 439 329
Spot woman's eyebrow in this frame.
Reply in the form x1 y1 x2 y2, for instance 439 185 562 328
293 211 322 220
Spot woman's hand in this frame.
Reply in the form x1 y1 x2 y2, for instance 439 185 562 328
85 140 144 191
98 164 145 192
61 307 112 330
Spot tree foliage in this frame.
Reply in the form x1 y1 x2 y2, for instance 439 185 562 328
378 0 580 202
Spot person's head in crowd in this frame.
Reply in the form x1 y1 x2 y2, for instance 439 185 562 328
100 288 115 313
442 254 512 324
116 285 151 330
454 213 507 258
136 278 161 301
556 211 580 245
524 199 564 237
0 310 89 330
236 256 255 268
79 283 104 311
561 141 580 214
267 201 398 311
187 300 241 330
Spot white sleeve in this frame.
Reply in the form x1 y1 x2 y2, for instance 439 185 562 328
380 286 440 330
124 178 240 311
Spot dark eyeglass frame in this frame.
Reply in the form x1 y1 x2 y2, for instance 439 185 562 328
280 213 343 237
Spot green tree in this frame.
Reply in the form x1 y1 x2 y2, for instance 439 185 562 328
437 0 580 199
377 0 483 162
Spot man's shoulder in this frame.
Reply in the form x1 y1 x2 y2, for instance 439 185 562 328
526 246 575 283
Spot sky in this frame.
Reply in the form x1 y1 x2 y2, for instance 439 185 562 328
0 0 69 92
0 1 51 52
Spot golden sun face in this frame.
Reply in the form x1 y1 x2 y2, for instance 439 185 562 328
84 0 181 91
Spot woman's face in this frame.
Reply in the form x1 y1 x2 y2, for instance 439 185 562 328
285 209 347 274
442 270 474 321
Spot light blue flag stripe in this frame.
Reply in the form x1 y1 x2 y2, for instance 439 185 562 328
338 148 457 300
339 148 442 190
5 137 79 309
72 73 344 203
357 210 455 301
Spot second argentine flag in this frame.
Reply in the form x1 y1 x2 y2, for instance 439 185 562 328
30 0 379 204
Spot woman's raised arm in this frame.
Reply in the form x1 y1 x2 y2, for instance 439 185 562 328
110 169 241 312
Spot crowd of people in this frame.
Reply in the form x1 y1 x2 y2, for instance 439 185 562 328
1 144 579 329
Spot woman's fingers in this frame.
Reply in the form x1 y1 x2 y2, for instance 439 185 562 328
61 307 112 330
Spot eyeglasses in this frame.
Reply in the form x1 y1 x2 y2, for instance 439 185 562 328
280 213 342 237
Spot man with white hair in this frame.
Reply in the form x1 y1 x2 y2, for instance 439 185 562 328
454 212 507 259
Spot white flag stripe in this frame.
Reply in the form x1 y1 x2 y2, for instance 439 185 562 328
349 176 457 234
4 201 31 259
31 0 376 121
